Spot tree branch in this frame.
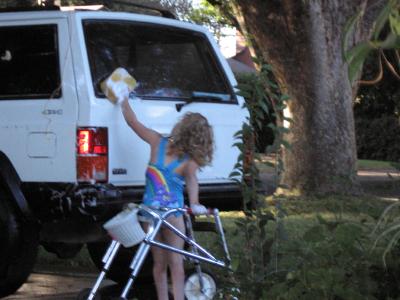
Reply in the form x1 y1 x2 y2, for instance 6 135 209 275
382 50 400 80
206 0 242 32
359 50 384 85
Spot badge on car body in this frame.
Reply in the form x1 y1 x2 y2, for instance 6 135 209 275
112 168 127 175
42 109 63 115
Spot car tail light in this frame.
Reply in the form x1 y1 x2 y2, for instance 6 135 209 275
77 127 108 183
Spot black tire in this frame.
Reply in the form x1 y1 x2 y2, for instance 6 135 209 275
0 189 39 298
87 239 153 285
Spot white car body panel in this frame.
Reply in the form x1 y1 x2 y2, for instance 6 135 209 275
0 15 78 182
0 10 248 186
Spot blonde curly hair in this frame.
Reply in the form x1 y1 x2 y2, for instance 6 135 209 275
169 112 214 167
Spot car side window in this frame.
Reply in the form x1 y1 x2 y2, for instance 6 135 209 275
0 24 61 100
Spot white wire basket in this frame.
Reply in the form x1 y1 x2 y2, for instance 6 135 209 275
103 208 146 248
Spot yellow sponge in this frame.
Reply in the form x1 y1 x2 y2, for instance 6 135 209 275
101 68 137 104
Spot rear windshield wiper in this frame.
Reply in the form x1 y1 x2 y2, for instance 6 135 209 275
175 92 231 112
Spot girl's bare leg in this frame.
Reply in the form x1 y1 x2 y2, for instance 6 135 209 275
151 242 169 300
164 215 186 300
143 222 169 300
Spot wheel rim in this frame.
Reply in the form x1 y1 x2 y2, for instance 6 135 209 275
184 272 216 300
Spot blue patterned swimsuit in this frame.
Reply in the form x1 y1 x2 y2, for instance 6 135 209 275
143 137 188 211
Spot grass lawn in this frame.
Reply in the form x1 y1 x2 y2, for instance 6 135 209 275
256 155 399 173
193 195 396 269
35 157 400 298
209 195 392 261
35 193 400 299
188 194 400 299
358 159 398 170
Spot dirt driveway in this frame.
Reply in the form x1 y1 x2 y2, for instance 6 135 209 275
4 271 158 300
3 272 100 300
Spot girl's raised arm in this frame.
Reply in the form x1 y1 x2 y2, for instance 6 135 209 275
121 98 160 146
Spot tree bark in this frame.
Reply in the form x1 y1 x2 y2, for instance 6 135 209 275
230 0 384 195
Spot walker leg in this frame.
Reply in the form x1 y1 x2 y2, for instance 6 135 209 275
213 209 232 269
184 214 206 292
119 242 152 299
119 218 163 299
87 240 121 300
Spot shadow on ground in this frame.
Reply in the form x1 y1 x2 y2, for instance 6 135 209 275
77 283 158 300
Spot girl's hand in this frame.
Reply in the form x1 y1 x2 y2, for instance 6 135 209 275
101 68 137 104
190 203 208 215
113 83 130 105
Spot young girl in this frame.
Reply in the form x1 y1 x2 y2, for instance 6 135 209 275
120 97 214 300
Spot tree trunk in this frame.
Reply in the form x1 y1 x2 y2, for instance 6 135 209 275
231 0 384 195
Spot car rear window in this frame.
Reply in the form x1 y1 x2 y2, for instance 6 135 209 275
83 20 235 102
0 24 61 100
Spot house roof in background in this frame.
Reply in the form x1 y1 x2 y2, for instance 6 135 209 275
227 58 256 74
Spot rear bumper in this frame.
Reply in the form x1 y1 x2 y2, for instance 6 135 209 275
110 182 243 211
73 182 243 216
24 181 243 227
36 182 242 243
25 181 242 243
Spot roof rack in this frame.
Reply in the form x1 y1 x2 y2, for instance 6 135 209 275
109 0 176 19
60 5 104 11
0 2 176 19
0 5 60 13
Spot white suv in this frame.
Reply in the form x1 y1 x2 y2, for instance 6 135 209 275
0 5 247 297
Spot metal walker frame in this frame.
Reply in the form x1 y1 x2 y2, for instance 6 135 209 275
86 205 232 300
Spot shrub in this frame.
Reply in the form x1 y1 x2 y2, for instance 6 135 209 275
264 198 400 300
266 214 377 299
235 72 275 153
354 55 400 162
226 62 290 300
355 116 400 162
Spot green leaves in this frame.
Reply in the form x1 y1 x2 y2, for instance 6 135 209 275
334 223 363 247
374 0 398 39
303 224 325 243
342 9 364 58
344 0 400 83
229 50 291 300
280 217 374 299
389 6 400 35
346 41 375 83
